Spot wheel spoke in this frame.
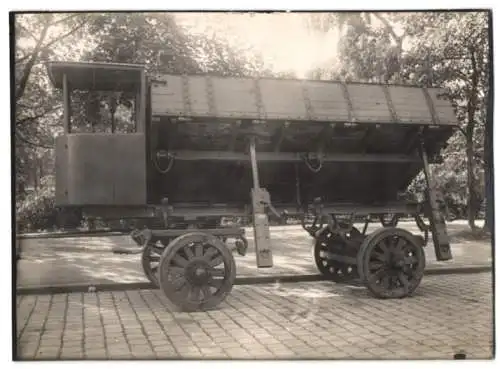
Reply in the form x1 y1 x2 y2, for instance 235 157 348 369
395 237 406 250
404 255 419 265
367 268 386 284
184 245 194 259
381 275 391 290
172 254 189 267
202 247 218 261
173 277 188 292
201 285 212 299
377 241 389 254
195 244 204 257
176 283 190 299
209 255 224 267
398 272 410 292
371 251 386 262
207 277 223 289
151 246 164 255
368 261 384 271
385 237 395 251
210 268 225 278
169 266 185 276
190 286 201 302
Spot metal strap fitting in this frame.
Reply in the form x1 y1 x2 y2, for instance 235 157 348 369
382 84 399 122
181 74 192 117
340 81 356 123
205 75 216 116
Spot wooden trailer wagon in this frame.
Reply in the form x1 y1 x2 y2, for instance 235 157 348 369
47 61 458 311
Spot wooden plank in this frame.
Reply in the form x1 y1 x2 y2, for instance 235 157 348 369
259 79 308 120
187 76 210 116
63 73 71 133
149 74 457 126
212 77 260 118
169 150 422 163
347 84 391 122
307 82 349 121
138 70 146 133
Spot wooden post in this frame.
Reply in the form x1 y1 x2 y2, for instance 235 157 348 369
249 137 260 190
137 70 147 133
249 136 273 268
63 73 71 134
135 91 141 132
420 139 453 261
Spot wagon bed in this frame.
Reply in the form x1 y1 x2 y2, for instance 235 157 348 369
148 74 457 206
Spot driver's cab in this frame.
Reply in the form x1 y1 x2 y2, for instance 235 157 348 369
47 61 148 208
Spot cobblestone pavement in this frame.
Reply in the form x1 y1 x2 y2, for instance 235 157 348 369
17 222 492 289
16 272 493 360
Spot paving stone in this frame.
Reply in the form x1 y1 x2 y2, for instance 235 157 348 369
16 273 493 360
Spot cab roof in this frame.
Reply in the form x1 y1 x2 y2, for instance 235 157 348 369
46 61 145 92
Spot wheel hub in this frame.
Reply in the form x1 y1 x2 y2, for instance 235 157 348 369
185 260 210 285
388 253 405 269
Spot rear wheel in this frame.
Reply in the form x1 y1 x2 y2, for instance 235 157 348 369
357 227 426 298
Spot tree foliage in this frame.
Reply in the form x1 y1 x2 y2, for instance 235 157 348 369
307 11 490 228
14 12 276 232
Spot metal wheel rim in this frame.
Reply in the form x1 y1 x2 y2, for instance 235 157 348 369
159 232 236 312
141 242 167 287
358 228 426 298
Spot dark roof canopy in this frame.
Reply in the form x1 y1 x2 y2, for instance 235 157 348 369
47 61 145 92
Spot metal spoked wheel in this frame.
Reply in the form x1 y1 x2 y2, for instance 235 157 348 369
159 232 236 312
357 227 426 299
141 240 168 287
313 228 360 282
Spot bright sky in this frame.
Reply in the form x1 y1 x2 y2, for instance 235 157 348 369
175 13 342 78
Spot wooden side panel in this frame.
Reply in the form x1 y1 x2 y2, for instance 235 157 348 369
306 82 349 121
67 134 114 205
188 76 211 116
111 134 147 204
387 85 432 124
55 135 69 206
259 79 308 120
347 84 392 122
212 78 260 119
149 73 458 127
66 133 146 206
151 76 184 115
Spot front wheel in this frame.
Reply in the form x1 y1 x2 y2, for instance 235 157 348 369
158 232 236 312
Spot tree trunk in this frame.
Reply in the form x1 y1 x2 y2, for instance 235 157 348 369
466 135 478 230
466 47 479 230
484 160 493 232
483 11 494 233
